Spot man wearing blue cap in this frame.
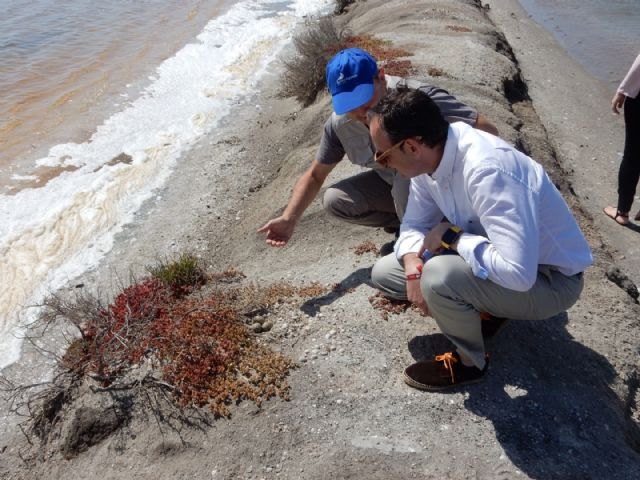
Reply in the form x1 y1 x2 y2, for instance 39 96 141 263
258 48 498 247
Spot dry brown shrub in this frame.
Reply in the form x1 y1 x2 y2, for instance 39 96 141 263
18 271 334 426
214 281 330 316
384 59 417 77
281 16 349 107
151 294 293 417
341 36 412 65
280 17 414 106
0 267 344 460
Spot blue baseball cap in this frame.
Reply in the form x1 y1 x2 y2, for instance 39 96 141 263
326 48 378 115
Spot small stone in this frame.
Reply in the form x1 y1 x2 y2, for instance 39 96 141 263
250 323 263 333
262 320 274 331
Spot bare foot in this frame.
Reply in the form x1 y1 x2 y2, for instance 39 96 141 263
603 206 630 225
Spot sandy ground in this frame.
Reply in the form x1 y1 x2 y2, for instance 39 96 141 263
2 0 640 478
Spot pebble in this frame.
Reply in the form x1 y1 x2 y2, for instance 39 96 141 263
250 323 263 333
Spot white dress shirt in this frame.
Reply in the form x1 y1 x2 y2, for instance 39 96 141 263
395 122 593 292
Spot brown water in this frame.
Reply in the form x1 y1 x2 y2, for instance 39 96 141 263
0 0 234 194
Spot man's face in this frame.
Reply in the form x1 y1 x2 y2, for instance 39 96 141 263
370 117 414 178
344 72 387 124
369 116 441 178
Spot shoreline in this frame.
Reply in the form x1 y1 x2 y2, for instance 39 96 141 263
2 0 639 478
0 0 334 370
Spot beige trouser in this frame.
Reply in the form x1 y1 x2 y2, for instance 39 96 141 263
371 254 585 369
322 170 410 228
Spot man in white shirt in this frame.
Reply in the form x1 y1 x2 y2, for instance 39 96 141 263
368 88 592 391
257 48 497 248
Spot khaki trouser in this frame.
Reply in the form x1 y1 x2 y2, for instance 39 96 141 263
322 170 410 228
371 254 584 369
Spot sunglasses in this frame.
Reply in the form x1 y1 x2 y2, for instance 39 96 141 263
374 139 405 167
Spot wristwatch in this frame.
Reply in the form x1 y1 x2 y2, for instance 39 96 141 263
440 225 462 250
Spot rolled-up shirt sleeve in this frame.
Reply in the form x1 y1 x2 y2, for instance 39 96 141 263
395 177 443 259
457 163 540 291
618 53 640 99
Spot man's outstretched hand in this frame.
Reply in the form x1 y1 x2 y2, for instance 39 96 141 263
257 216 295 247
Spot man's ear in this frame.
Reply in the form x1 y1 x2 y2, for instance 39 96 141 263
406 138 419 153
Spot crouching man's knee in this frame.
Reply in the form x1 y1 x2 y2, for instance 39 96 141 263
322 187 351 220
370 254 407 300
420 255 471 304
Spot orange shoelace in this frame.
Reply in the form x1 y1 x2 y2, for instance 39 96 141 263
434 352 458 383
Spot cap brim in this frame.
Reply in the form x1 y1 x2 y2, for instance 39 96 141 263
331 83 375 115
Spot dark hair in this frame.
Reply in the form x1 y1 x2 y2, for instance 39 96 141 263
370 88 449 148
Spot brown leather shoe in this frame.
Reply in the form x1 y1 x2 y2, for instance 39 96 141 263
379 240 396 256
403 352 487 391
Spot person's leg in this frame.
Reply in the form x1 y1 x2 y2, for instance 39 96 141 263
391 173 410 223
617 95 640 213
323 171 399 228
421 255 584 369
370 253 407 299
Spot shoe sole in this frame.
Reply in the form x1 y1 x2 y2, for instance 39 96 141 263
402 371 485 391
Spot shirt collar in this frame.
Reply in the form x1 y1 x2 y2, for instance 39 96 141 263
431 124 458 181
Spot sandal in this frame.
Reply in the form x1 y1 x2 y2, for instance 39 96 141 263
603 206 630 225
